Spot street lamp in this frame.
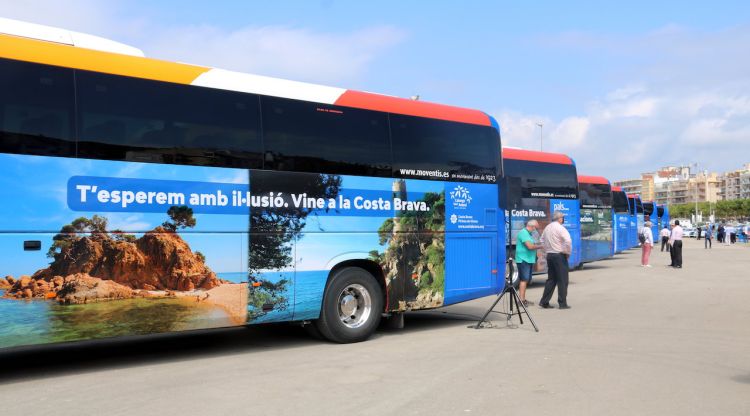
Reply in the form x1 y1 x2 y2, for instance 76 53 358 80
536 122 543 151
693 162 699 226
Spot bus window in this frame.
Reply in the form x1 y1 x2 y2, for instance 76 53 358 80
261 96 391 176
612 191 629 213
503 159 578 200
76 71 262 168
391 115 499 183
0 59 75 157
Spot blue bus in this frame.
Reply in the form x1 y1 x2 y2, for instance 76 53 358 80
612 186 630 253
633 195 645 246
627 195 639 248
657 204 670 231
642 201 659 239
578 175 613 263
0 21 505 348
502 148 580 283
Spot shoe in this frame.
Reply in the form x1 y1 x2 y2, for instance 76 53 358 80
676 265 682 268
522 299 534 306
645 264 652 268
539 303 553 309
558 304 571 309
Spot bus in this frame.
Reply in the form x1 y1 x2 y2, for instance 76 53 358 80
611 186 630 253
657 204 670 231
577 175 613 264
642 201 659 240
502 148 580 283
0 19 504 348
627 194 644 248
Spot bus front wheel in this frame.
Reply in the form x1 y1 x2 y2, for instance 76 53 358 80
314 267 383 343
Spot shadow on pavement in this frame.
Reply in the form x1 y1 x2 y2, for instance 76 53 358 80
0 309 481 383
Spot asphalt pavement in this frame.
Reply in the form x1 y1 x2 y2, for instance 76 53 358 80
1 238 748 416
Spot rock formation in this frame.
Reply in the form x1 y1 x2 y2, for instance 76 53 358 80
3 226 222 303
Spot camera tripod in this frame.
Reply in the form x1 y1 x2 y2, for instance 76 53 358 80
473 271 539 332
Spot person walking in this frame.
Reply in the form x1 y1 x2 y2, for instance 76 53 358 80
538 211 573 309
724 224 732 245
641 220 654 267
697 225 702 240
705 223 713 249
515 219 542 307
660 226 670 252
718 224 725 243
669 220 684 268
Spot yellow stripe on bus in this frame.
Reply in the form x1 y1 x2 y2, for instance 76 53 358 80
0 34 209 84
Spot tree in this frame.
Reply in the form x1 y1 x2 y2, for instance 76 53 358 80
47 216 110 258
162 206 197 231
249 173 342 276
111 230 137 243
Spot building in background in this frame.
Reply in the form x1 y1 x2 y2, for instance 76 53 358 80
719 164 750 201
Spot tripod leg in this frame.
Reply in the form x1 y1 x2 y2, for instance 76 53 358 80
509 287 524 325
474 290 507 329
513 288 540 332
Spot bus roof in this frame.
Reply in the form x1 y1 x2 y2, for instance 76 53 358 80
501 148 574 165
627 194 641 199
578 175 609 185
612 186 623 192
0 21 491 127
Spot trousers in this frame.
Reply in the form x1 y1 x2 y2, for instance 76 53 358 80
671 240 683 267
661 236 669 252
540 253 569 306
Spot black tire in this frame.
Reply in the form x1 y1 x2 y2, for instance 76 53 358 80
314 267 383 343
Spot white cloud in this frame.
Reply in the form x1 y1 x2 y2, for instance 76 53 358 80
0 2 406 85
104 213 152 232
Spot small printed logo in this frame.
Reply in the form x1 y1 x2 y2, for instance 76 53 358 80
450 185 472 209
553 202 570 212
450 214 458 224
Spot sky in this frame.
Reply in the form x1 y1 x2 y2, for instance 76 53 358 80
2 1 750 180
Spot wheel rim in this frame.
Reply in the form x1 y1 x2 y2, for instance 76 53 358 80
337 283 372 329
506 260 519 286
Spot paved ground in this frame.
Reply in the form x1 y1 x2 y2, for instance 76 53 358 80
1 238 748 416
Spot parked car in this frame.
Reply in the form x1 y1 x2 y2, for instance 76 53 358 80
683 227 697 238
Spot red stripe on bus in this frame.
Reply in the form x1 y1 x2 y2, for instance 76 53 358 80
612 186 623 191
502 148 573 165
334 90 492 126
578 175 610 185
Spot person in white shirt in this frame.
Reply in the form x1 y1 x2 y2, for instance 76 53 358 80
641 221 654 267
659 226 670 252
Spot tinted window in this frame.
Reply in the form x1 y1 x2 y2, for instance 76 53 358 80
391 115 499 183
579 183 612 208
261 96 390 176
503 159 578 201
612 191 629 213
636 200 644 213
657 206 664 217
76 71 262 168
0 59 75 157
643 202 654 216
627 198 637 215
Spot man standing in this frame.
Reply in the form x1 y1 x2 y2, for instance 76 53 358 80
660 226 670 252
669 220 684 268
539 211 573 309
515 219 542 307
705 223 713 249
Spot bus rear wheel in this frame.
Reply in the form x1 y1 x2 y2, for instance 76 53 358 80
314 267 383 343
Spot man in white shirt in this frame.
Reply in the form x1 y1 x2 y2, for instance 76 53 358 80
538 211 573 309
659 226 670 252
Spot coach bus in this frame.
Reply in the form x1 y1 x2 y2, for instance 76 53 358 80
642 201 659 239
0 19 504 348
578 175 613 264
627 194 645 248
657 204 670 231
611 186 630 253
502 148 580 283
